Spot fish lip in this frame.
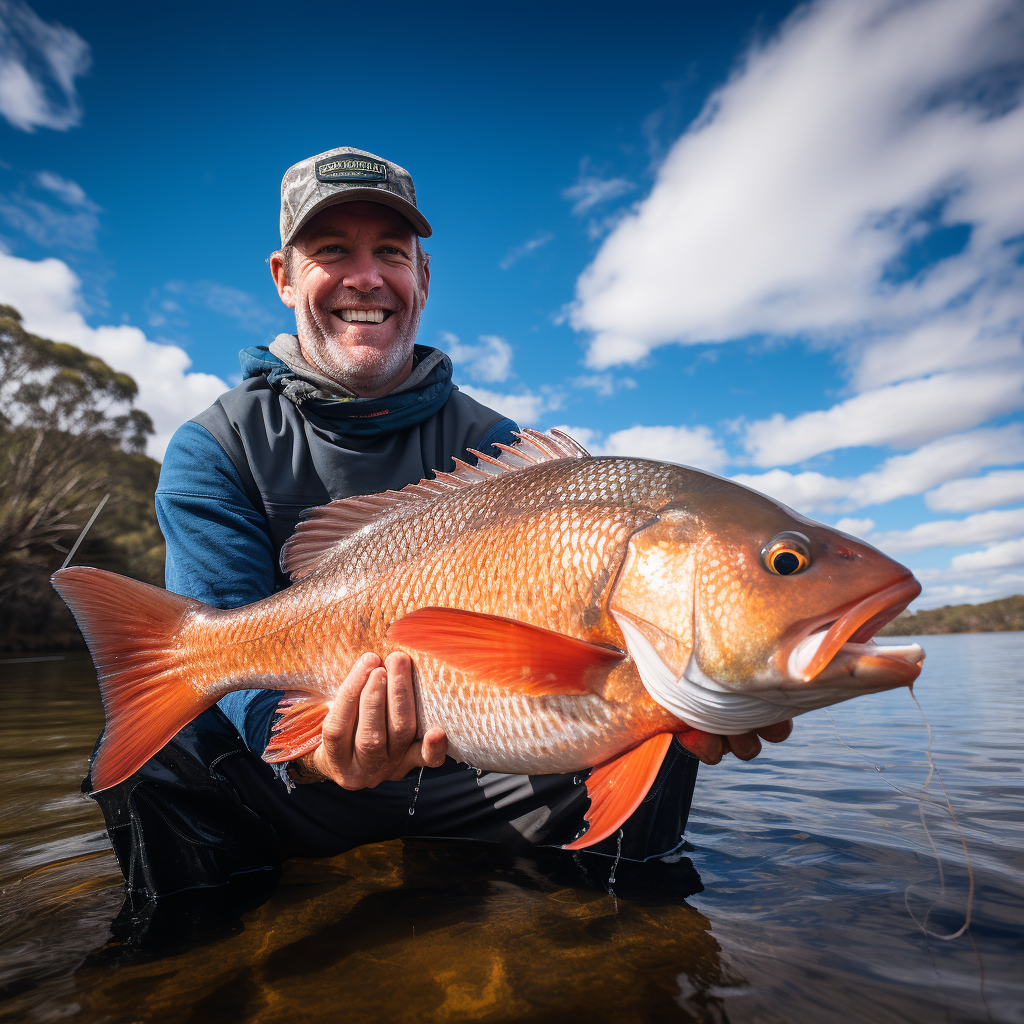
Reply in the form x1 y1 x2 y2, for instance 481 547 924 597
787 576 922 683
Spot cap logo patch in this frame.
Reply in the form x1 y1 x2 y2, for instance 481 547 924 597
316 157 388 183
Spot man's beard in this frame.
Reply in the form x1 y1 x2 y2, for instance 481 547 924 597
295 295 420 396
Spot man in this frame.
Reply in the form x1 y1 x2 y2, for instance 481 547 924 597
91 146 790 902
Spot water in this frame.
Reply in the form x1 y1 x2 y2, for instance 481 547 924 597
1 636 1021 1023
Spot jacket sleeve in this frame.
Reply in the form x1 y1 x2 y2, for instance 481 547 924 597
476 417 519 454
155 420 283 754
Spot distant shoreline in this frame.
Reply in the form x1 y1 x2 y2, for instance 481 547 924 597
878 594 1024 636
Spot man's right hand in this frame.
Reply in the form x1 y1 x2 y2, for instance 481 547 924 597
294 651 448 789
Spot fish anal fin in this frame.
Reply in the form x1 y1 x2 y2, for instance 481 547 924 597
388 607 622 696
263 693 330 764
564 733 674 851
280 429 591 582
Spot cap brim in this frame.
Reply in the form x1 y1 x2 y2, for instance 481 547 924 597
284 188 432 245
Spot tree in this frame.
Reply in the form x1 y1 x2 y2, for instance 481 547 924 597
0 305 164 651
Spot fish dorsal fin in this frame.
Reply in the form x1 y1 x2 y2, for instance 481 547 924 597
281 429 591 581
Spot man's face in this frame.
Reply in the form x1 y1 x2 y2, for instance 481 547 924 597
271 202 429 397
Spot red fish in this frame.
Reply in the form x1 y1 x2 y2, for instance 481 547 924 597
53 429 924 849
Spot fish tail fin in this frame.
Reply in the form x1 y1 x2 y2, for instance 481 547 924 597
52 566 211 792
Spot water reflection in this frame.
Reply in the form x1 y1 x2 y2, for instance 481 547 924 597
74 841 724 1024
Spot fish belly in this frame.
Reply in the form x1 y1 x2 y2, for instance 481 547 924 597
413 661 640 775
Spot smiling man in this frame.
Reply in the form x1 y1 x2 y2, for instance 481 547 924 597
89 147 785 906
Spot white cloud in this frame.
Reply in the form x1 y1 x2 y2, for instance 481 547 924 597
571 0 1024 369
868 508 1024 555
0 0 90 132
459 385 559 426
741 368 1024 467
499 232 554 271
439 331 513 383
549 423 728 473
570 373 637 398
925 470 1024 513
950 538 1024 572
733 426 1024 512
0 251 228 458
0 170 102 249
834 517 874 537
145 280 286 337
563 174 634 216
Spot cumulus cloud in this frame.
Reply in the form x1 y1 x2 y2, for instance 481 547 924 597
742 369 1024 467
926 470 1024 513
499 232 554 271
572 0 1024 370
550 423 728 472
0 0 90 132
867 508 1024 555
0 251 228 458
950 538 1024 572
439 331 513 384
458 385 560 426
733 426 1024 512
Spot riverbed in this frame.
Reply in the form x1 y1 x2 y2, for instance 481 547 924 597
1 633 1021 1023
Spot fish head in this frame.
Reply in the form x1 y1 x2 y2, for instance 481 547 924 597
609 476 924 734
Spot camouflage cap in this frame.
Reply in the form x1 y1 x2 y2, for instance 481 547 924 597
279 145 432 247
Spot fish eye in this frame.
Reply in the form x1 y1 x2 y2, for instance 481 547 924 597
762 532 811 576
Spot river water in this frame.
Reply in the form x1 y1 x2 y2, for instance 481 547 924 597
1 633 1021 1023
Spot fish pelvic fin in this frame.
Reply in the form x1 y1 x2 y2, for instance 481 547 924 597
281 428 591 582
388 607 623 696
263 693 330 763
51 566 210 793
564 732 674 851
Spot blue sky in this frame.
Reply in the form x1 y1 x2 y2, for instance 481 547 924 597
1 0 1023 608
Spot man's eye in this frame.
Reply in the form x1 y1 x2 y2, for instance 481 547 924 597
316 245 346 255
379 246 408 258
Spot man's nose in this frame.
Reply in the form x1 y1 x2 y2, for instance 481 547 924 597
342 248 384 292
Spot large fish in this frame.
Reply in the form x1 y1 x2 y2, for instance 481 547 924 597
53 429 924 849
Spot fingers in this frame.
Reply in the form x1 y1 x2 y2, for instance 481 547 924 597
675 728 725 765
354 667 389 776
318 652 381 772
757 720 793 744
420 727 448 768
385 727 449 780
314 651 436 790
675 720 795 765
725 732 763 761
385 652 418 752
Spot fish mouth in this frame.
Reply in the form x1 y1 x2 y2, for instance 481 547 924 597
785 576 924 689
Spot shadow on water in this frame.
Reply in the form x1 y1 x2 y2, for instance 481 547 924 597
3 636 1024 1023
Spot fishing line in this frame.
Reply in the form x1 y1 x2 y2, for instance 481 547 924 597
823 695 974 942
59 493 110 571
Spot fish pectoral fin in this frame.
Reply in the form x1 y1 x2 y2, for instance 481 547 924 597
563 733 674 851
388 607 624 696
263 693 330 763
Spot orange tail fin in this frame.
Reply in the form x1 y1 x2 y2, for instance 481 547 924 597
52 566 213 792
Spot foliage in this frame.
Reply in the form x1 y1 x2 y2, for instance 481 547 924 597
0 305 165 652
879 594 1024 636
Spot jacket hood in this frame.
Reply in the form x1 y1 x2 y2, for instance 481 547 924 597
238 343 455 438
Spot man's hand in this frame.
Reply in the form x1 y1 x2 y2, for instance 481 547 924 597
675 720 793 764
295 651 447 789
